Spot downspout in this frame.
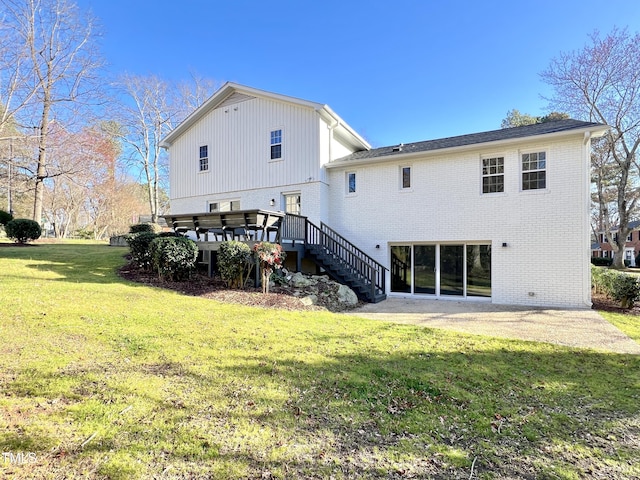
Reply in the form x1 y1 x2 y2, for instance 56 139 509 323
323 117 339 227
328 118 338 162
583 131 593 307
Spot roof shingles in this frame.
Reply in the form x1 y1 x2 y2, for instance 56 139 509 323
333 119 606 163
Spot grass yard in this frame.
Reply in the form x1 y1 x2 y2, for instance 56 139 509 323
1 243 639 479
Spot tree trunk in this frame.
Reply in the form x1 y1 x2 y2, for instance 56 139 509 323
33 95 51 224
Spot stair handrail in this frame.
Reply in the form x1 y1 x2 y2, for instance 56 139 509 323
304 219 387 299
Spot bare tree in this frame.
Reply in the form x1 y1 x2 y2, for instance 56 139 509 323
541 28 640 268
0 0 103 224
115 75 174 224
115 74 218 223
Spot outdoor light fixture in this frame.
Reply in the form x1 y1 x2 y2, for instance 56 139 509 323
375 244 380 249
270 198 275 206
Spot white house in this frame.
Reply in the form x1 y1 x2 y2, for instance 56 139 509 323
161 82 608 308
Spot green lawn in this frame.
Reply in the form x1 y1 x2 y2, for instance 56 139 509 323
1 243 639 479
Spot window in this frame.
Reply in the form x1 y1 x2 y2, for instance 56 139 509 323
522 151 546 190
347 172 356 194
284 193 301 215
199 145 208 171
401 166 411 189
627 232 633 242
270 129 282 160
482 156 504 193
209 200 240 212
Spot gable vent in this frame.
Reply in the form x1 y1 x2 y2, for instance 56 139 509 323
218 92 255 109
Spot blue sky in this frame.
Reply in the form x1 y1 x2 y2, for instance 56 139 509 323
78 0 640 147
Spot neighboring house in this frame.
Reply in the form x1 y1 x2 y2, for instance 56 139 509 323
161 82 608 308
592 220 640 266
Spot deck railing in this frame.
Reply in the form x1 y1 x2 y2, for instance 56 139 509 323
279 213 307 243
302 219 387 300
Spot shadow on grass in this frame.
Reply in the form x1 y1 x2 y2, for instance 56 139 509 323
0 244 129 285
3 340 639 479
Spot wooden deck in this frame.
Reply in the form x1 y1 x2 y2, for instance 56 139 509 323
161 211 387 303
163 209 285 242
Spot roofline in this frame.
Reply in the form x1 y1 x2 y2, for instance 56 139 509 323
160 82 371 150
324 123 610 169
317 104 371 150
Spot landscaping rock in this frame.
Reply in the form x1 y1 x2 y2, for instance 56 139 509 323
290 272 313 288
277 272 360 312
300 294 318 306
337 284 359 307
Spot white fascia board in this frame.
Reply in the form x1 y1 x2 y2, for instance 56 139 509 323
316 105 371 151
324 124 610 169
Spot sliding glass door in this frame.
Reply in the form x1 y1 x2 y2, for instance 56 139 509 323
390 243 491 298
414 245 436 294
440 245 464 296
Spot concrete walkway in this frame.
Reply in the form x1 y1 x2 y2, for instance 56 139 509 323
351 298 640 354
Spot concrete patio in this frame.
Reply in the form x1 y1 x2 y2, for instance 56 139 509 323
351 297 640 354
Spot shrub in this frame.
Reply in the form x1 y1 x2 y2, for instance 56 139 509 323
150 236 198 281
217 241 254 288
5 218 42 244
129 223 162 234
125 232 159 270
591 256 613 266
75 228 94 240
608 273 640 308
592 265 640 308
0 210 13 226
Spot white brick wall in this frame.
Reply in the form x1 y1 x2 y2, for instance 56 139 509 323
326 136 592 308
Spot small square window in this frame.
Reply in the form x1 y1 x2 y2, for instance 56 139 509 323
270 129 282 160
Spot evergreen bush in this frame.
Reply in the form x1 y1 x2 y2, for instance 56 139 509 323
217 241 253 288
5 218 42 244
125 232 159 270
592 265 640 308
0 210 13 226
129 223 162 234
150 236 198 281
591 256 613 266
608 273 640 308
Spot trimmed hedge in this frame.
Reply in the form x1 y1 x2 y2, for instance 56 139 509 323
592 265 640 308
5 218 42 243
217 241 254 288
129 223 162 234
591 257 613 266
150 236 198 281
0 210 13 226
125 232 159 270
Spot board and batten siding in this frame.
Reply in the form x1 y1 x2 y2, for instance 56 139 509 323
169 96 324 203
326 134 592 308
